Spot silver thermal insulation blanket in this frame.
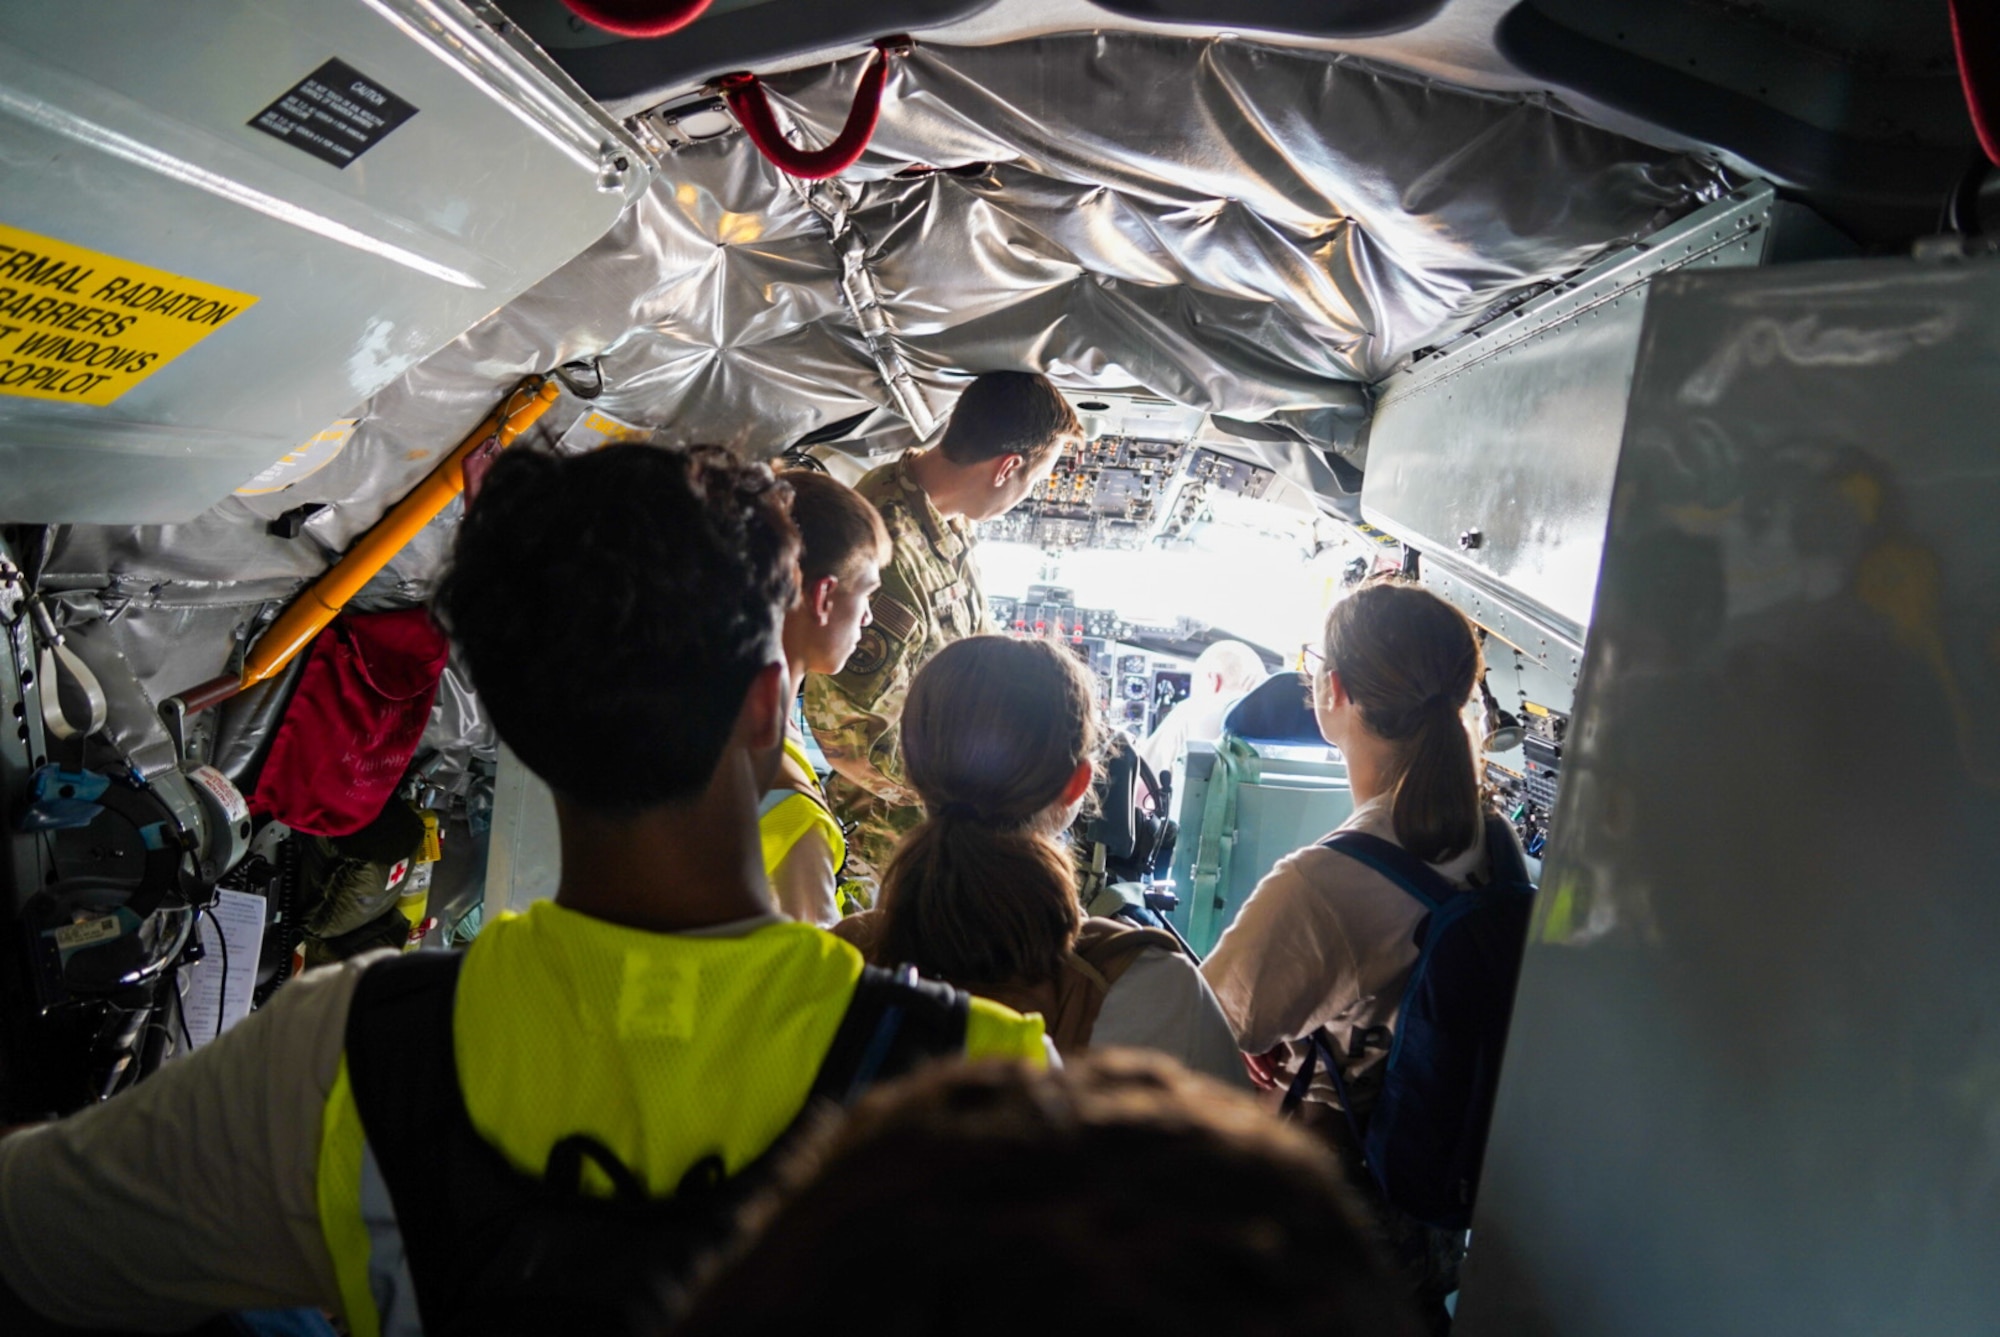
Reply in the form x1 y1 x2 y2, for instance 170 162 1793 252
36 32 1730 781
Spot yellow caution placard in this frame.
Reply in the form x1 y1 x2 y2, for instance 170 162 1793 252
556 408 652 452
0 222 256 407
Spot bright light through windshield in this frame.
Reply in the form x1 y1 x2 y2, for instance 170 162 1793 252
978 518 1369 667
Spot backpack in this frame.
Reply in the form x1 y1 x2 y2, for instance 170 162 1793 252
1281 813 1535 1230
977 918 1185 1056
342 950 970 1337
832 911 1181 1057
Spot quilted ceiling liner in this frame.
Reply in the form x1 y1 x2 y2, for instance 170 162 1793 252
42 31 1729 779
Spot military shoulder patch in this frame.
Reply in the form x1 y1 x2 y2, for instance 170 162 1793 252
845 625 891 678
871 594 920 644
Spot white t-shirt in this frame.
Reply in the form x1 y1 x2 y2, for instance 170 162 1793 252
1199 795 1489 1104
0 952 373 1329
1092 947 1255 1090
1135 692 1242 777
0 915 790 1331
769 825 840 927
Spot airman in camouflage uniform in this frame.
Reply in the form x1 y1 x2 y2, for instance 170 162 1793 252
804 455 991 881
803 371 1081 890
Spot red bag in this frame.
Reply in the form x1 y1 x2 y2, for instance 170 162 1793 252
251 608 450 837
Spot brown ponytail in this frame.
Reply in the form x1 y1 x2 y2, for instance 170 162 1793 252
1322 581 1484 863
876 636 1101 987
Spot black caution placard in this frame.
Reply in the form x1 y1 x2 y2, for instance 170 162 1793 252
248 58 418 169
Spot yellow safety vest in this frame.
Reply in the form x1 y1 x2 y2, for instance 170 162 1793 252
317 902 1045 1337
758 734 845 879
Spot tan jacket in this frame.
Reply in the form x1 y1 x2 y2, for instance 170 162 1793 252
834 913 1182 1057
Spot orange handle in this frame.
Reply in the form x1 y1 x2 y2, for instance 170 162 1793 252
238 377 560 688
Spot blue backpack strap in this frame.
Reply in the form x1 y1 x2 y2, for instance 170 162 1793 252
1280 1026 1371 1153
1279 830 1466 1143
1316 828 1462 911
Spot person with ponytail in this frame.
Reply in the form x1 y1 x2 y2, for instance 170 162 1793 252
1200 578 1508 1329
1202 577 1504 1103
833 635 1248 1085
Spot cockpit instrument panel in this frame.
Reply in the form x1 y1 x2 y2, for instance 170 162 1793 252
980 435 1190 550
989 588 1198 738
1159 448 1279 542
1485 700 1567 859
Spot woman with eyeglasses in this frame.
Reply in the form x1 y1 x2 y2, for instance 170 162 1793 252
1200 578 1521 1330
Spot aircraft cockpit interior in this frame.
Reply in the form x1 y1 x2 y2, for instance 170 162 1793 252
0 1 1995 1333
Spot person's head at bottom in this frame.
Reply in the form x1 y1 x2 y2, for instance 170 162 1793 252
674 1049 1424 1337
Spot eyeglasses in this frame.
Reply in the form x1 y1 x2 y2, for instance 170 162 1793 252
1301 645 1327 676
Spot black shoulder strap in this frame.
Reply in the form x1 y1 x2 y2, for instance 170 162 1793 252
344 950 466 1133
808 963 969 1105
343 952 972 1334
343 950 476 1334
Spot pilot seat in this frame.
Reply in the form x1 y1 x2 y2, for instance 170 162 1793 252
1164 673 1353 957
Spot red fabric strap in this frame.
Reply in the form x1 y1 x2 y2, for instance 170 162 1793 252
1951 0 2000 167
460 432 505 508
558 0 712 39
720 45 893 180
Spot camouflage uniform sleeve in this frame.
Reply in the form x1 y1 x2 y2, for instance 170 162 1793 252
802 675 902 802
964 527 996 635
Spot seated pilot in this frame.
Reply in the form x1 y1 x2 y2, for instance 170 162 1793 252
1135 639 1267 777
0 445 1046 1337
766 470 891 926
834 635 1248 1087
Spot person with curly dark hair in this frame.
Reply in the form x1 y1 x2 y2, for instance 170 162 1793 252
675 1049 1423 1337
0 445 1049 1337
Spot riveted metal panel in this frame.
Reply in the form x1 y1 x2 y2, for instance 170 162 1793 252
1458 254 2000 1336
1361 184 1778 646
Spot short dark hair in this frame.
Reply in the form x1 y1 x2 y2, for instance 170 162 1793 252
936 371 1081 466
676 1051 1422 1337
780 470 890 586
435 445 797 814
